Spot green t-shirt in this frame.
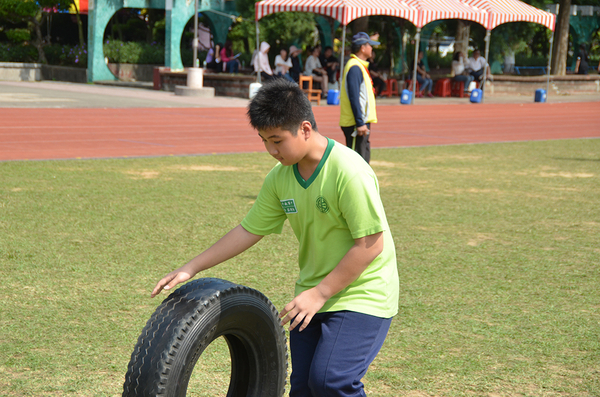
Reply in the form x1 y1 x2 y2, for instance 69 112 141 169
241 138 399 318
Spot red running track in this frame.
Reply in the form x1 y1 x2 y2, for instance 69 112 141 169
1 102 599 161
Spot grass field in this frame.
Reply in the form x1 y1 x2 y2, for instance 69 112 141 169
1 138 599 397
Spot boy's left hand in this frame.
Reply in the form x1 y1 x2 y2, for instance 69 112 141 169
279 287 328 332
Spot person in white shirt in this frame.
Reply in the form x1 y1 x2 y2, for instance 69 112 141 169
274 48 295 83
452 51 474 92
254 41 274 81
467 49 491 87
304 46 329 95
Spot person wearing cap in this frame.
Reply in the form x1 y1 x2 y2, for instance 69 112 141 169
339 32 379 164
289 45 303 83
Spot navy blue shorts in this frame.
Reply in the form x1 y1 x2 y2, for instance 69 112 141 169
289 310 393 397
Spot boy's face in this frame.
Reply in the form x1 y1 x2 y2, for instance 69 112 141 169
258 125 308 166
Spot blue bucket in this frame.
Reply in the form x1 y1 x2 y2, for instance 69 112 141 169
534 89 547 103
327 90 340 105
470 88 483 103
400 89 412 105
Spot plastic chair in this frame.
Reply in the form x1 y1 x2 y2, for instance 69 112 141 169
380 79 399 97
451 80 465 98
433 78 451 97
299 75 321 105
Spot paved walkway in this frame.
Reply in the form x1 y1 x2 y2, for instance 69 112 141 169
1 80 599 108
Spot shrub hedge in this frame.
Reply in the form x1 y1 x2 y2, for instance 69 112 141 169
0 40 199 67
0 43 37 63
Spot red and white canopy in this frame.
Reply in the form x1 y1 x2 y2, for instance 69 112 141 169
461 0 556 30
255 0 418 26
404 0 488 28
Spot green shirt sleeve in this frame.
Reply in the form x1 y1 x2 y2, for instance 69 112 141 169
338 170 387 240
241 169 286 236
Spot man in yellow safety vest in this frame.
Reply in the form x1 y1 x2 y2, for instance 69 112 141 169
339 32 379 164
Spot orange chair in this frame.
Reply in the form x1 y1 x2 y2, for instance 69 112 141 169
451 80 479 98
380 79 399 97
299 75 321 105
433 78 451 97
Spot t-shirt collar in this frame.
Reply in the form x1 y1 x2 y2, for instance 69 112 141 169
293 138 335 189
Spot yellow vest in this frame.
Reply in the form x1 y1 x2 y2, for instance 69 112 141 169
339 54 377 127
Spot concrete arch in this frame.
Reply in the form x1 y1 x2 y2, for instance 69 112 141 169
88 0 235 82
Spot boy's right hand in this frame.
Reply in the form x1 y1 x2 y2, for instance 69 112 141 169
151 267 194 298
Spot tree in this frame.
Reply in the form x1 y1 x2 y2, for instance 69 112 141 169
71 0 85 48
0 0 74 63
551 0 571 75
229 0 317 61
455 21 471 55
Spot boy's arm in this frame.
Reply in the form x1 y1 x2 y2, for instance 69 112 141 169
346 65 366 129
279 231 383 332
151 224 263 297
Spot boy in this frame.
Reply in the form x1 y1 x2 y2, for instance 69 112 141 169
151 79 399 397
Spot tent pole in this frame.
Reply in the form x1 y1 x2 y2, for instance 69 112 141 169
481 29 491 102
546 33 554 99
256 20 261 84
411 27 421 104
340 25 347 83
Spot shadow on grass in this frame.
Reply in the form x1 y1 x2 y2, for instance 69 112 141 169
552 157 600 162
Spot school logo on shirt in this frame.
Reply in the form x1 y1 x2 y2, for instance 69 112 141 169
281 199 298 214
316 196 330 213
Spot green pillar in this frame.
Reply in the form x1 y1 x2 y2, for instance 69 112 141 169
165 0 195 71
88 0 235 80
88 0 120 82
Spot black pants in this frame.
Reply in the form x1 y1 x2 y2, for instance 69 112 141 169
260 71 274 81
341 124 370 164
373 77 386 96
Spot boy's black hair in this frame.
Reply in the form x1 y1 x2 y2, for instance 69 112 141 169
247 79 317 135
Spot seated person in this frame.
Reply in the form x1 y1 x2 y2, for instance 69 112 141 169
415 51 433 98
368 52 387 96
467 49 491 87
275 48 295 83
205 43 222 73
289 45 303 83
304 46 329 96
451 51 474 92
322 46 340 88
575 44 589 75
220 40 239 74
254 41 274 81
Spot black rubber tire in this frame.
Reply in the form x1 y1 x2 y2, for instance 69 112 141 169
122 278 287 397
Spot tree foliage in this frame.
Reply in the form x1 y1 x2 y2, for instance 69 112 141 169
0 0 76 62
227 0 317 64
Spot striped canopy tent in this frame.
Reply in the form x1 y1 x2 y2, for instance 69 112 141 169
463 0 555 30
254 0 419 82
405 0 488 28
403 0 489 102
460 0 557 98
